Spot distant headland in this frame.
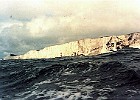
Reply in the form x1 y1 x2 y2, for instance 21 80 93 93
4 32 140 60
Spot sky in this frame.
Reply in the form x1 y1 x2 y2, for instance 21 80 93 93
0 0 140 58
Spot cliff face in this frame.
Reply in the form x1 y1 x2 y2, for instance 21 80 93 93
4 32 140 59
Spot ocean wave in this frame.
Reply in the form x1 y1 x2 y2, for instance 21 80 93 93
0 48 140 100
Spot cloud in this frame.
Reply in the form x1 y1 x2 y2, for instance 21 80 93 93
0 21 66 55
0 0 140 56
0 0 46 20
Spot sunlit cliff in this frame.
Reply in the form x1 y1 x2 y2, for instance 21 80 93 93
4 32 140 59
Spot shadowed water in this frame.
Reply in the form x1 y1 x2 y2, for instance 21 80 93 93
0 47 140 100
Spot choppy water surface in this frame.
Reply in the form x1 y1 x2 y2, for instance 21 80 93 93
0 48 140 100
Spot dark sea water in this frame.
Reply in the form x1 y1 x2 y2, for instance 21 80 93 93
0 48 140 100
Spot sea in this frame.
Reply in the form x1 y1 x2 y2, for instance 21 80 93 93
0 47 140 100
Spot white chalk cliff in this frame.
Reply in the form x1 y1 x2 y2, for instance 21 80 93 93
5 32 140 59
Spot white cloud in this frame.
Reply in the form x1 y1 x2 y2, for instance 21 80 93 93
26 16 58 37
